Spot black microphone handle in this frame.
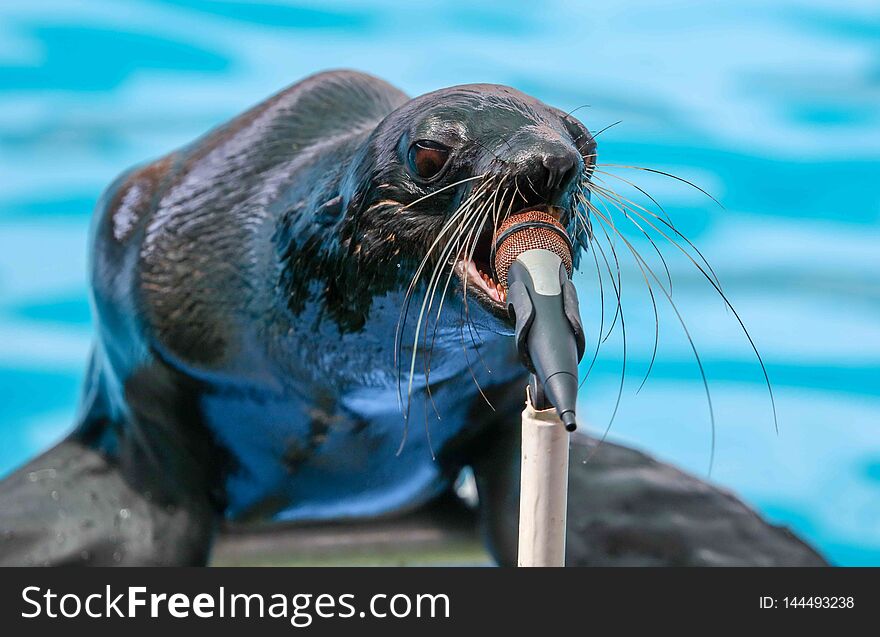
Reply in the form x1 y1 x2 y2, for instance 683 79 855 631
506 249 585 432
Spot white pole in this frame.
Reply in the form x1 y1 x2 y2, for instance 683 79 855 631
517 387 570 567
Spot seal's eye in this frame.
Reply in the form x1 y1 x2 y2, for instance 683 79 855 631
408 140 450 179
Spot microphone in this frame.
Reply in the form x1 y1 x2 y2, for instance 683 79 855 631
494 210 585 431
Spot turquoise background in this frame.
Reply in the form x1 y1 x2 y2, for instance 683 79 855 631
0 1 878 564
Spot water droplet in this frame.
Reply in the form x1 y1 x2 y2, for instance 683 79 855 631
50 490 59 501
80 550 90 561
27 468 57 482
118 508 130 520
112 550 122 563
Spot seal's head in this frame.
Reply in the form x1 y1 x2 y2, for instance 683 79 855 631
342 84 595 327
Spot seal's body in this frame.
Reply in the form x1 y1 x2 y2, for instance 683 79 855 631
85 72 519 523
0 71 826 566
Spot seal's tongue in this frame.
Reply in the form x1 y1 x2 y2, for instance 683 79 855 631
454 258 506 303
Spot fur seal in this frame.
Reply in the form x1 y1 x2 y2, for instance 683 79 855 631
0 71 825 566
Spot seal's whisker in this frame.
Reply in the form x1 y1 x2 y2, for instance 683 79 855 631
424 189 496 340
459 178 519 385
636 270 661 395
578 177 664 392
572 121 619 154
421 207 480 419
565 103 592 117
395 177 492 370
589 180 674 296
578 200 627 433
400 174 488 211
454 205 498 410
577 205 608 385
583 189 661 393
592 168 676 234
462 134 507 164
584 162 777 464
584 234 627 441
588 179 673 374
573 191 612 383
575 182 624 343
595 182 777 435
499 182 518 236
459 174 513 362
487 186 517 270
417 197 495 456
595 163 724 209
459 200 495 369
395 197 475 395
588 172 722 291
591 120 621 138
571 179 593 247
590 193 624 343
395 203 471 373
396 202 485 454
430 185 506 361
424 237 469 395
595 180 725 293
421 194 496 411
584 174 779 433
591 184 713 293
411 183 498 416
394 179 494 424
587 199 679 448
456 179 516 378
457 307 496 411
525 174 543 197
487 185 507 266
588 208 718 475
512 175 528 209
398 176 499 447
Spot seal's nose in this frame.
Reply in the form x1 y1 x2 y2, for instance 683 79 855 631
541 152 578 191
513 143 582 207
490 126 584 208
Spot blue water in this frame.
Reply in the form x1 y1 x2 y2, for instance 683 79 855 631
0 0 878 564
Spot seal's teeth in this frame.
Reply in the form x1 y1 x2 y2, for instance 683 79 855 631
459 257 507 306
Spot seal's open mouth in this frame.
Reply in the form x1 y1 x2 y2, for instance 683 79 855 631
454 204 563 313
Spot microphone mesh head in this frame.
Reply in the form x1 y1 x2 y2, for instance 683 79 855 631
493 210 573 287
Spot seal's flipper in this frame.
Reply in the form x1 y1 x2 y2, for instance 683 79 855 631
0 438 215 565
561 434 826 566
468 385 827 566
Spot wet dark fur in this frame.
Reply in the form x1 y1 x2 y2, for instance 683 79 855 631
0 71 825 566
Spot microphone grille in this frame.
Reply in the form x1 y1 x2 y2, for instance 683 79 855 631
493 210 573 287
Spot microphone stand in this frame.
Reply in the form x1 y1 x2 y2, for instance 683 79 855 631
517 378 570 567
504 254 584 568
